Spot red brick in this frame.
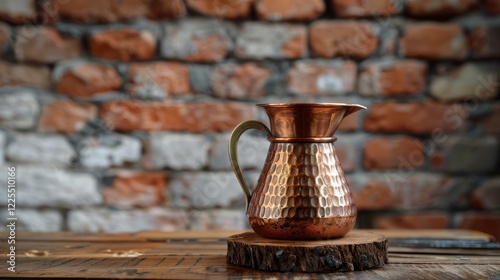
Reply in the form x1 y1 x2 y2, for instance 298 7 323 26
0 61 51 89
57 63 121 98
332 0 399 18
483 0 500 15
457 213 500 241
211 63 271 99
15 27 82 63
472 177 500 210
469 24 500 58
359 59 427 96
103 172 166 208
54 0 185 22
374 213 449 229
147 0 186 20
100 101 255 132
235 23 307 59
38 100 97 134
310 20 378 59
479 104 500 134
350 173 465 210
0 23 10 54
406 0 477 17
364 137 424 170
55 0 149 22
129 62 191 98
0 0 36 23
187 0 253 19
352 179 396 210
401 24 467 60
89 29 156 61
363 101 466 134
288 60 357 95
256 0 324 21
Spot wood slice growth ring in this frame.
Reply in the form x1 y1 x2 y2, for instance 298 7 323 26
227 231 388 272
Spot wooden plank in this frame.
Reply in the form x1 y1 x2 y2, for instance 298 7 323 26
388 253 500 264
1 230 499 279
9 240 499 265
6 229 492 242
4 231 149 242
136 230 245 241
3 255 500 279
368 229 495 242
389 247 500 256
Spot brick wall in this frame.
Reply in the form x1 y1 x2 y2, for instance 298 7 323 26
0 0 499 239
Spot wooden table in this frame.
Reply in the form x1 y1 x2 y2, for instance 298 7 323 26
1 230 499 279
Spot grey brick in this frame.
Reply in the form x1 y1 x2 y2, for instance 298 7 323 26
432 136 498 173
430 62 499 102
189 64 212 94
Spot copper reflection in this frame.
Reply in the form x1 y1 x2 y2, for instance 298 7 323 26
229 103 366 240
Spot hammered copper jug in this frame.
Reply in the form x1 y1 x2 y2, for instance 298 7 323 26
229 103 366 240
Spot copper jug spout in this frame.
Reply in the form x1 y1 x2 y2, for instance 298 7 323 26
257 103 366 141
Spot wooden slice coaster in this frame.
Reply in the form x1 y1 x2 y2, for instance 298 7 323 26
227 230 388 272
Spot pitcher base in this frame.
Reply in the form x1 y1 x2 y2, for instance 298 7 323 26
249 215 356 240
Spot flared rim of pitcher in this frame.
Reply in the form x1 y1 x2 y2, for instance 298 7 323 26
256 102 367 110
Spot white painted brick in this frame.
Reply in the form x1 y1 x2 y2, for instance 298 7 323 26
169 172 257 208
209 133 269 171
79 134 142 169
0 165 101 207
6 133 75 165
160 19 234 61
235 22 305 59
0 209 62 231
68 207 188 233
149 133 211 170
0 90 39 129
0 131 5 165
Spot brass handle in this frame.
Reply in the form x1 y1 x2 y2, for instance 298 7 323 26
228 120 272 210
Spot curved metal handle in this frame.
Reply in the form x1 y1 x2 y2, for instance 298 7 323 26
228 120 272 210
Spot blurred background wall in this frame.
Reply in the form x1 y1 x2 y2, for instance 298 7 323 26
0 0 498 239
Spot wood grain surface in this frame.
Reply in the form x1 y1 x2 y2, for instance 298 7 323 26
0 230 499 279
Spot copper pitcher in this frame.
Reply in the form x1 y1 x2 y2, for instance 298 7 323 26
229 103 366 240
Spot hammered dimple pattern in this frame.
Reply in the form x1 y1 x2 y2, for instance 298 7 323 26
247 142 356 239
